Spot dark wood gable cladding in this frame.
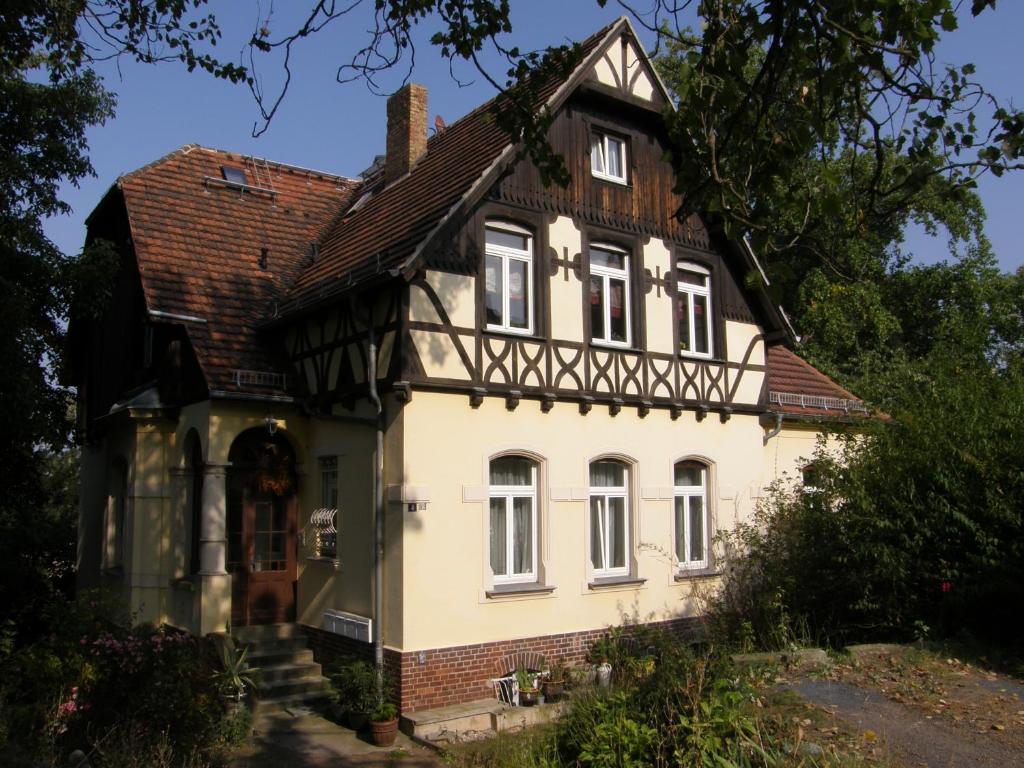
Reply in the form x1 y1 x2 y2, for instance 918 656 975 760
397 88 771 416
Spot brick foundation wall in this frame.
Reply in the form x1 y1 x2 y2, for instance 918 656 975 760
306 617 701 713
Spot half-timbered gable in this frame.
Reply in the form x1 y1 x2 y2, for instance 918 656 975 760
398 21 779 418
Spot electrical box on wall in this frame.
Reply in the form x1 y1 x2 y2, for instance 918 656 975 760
386 484 430 512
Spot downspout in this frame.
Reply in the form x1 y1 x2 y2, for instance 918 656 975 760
762 412 784 446
364 296 386 701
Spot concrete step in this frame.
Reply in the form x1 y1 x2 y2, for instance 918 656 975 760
402 698 569 744
233 623 303 643
256 661 323 685
257 676 330 700
253 689 331 714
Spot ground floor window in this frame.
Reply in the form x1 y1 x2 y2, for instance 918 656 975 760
590 459 630 577
674 460 709 570
314 456 339 559
489 455 538 583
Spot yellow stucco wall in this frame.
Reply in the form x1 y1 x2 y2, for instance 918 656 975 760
393 391 815 651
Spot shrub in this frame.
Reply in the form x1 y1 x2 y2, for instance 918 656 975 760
0 592 230 765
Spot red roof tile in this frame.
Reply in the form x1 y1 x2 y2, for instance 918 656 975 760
116 145 359 394
285 19 621 308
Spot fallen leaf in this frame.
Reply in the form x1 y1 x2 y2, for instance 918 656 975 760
863 730 877 743
991 724 1005 731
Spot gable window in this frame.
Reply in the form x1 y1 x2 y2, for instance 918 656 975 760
485 222 534 335
312 456 339 559
674 460 709 570
676 261 713 358
489 456 538 583
589 460 630 577
589 244 631 347
591 132 627 184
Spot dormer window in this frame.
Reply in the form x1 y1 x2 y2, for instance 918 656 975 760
676 261 713 358
590 132 627 184
484 222 534 335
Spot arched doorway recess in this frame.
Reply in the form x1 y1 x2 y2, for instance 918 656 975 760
227 428 299 626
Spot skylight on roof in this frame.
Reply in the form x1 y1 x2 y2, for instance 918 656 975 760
222 166 247 185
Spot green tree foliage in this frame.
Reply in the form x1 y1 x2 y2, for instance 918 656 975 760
714 260 1024 645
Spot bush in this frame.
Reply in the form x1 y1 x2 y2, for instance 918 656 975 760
0 592 232 766
326 658 383 714
711 353 1024 648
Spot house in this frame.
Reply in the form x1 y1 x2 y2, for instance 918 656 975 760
71 17 867 713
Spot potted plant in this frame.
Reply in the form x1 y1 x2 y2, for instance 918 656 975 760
368 701 399 747
327 658 379 730
543 660 568 702
213 637 257 708
516 666 540 707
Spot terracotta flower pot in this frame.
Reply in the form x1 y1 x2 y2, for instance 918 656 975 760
369 717 399 747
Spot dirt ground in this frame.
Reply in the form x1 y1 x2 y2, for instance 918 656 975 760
774 646 1024 767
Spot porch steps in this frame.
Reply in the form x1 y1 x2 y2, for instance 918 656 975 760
233 624 330 712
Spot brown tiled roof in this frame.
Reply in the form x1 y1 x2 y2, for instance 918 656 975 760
285 18 622 308
766 344 867 417
115 145 359 394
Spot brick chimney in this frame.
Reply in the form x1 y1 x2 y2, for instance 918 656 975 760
385 84 428 184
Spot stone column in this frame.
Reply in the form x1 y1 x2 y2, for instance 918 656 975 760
197 463 231 635
199 464 229 575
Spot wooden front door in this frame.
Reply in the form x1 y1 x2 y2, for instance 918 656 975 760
227 430 298 627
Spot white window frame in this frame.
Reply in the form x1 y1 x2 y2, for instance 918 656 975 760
484 221 534 336
489 458 538 584
589 461 631 578
590 131 627 184
589 243 632 348
674 461 710 571
676 261 713 359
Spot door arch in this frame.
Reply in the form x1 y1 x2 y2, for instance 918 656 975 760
227 428 299 626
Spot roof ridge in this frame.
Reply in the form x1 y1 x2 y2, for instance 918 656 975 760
117 143 360 186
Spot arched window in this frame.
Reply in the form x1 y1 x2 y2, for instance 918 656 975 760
589 459 630 577
484 221 534 335
676 261 712 358
674 460 709 570
489 456 538 583
106 458 128 570
187 438 203 575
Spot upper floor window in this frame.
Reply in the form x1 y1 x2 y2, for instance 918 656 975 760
591 131 627 184
489 456 538 583
676 261 713 358
589 459 630 578
590 244 631 347
674 460 710 570
485 222 534 335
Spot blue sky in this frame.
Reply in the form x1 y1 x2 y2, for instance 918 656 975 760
47 1 1022 272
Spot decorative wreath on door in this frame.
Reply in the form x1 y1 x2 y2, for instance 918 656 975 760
253 443 296 496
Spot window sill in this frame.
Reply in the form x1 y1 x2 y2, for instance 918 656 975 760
591 173 629 187
674 567 720 581
486 582 556 599
678 352 720 363
306 556 341 570
484 326 540 339
588 575 647 590
591 340 639 353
